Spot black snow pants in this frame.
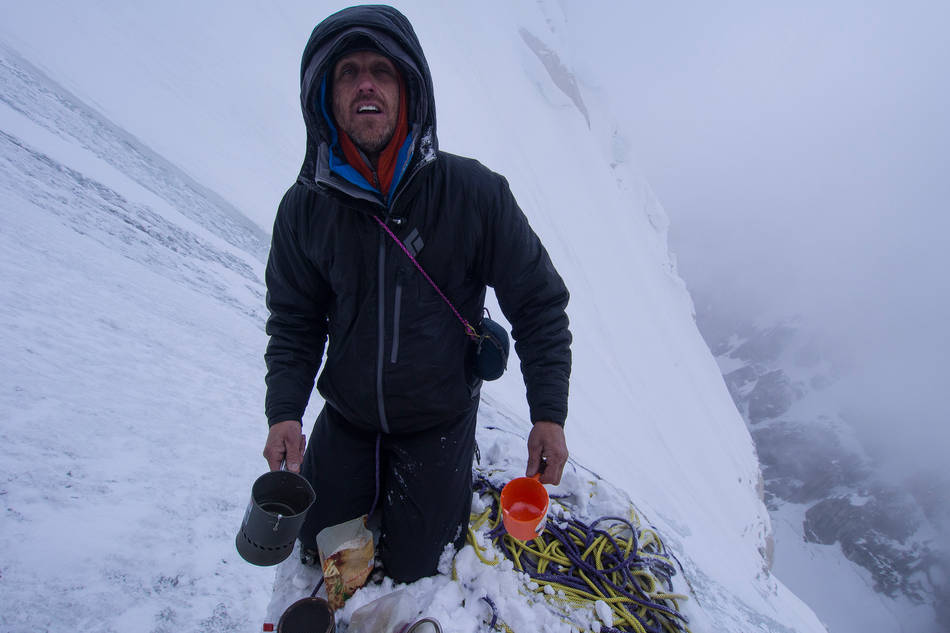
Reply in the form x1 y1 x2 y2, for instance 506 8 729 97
299 403 477 583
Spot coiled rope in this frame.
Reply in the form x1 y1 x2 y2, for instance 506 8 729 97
465 473 691 633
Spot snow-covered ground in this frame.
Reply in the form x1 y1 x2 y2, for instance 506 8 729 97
2 3 827 631
0 45 275 631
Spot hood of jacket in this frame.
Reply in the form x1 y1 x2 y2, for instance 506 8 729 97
297 5 438 202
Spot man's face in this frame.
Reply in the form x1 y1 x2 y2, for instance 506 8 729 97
331 51 401 158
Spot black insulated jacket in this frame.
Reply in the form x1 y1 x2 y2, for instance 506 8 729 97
264 5 571 434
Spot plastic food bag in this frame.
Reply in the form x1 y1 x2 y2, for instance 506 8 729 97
346 589 418 633
316 515 374 610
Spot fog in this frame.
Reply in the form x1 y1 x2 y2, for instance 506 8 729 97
554 1 950 485
2 1 945 485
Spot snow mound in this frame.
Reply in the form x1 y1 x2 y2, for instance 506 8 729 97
265 423 691 633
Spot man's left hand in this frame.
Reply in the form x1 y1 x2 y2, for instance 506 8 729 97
526 421 568 485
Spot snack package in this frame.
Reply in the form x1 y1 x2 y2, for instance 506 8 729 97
316 515 374 610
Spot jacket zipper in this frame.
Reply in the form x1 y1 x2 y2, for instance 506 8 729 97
374 173 423 434
319 157 434 435
376 224 390 434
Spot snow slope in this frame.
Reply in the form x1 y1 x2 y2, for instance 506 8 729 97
1 2 825 631
0 47 275 630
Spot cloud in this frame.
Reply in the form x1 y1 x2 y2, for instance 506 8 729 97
563 1 950 480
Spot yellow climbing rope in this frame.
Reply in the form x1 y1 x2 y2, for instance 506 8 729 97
466 476 691 633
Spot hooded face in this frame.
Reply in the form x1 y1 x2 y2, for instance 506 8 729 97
298 5 438 188
331 50 401 160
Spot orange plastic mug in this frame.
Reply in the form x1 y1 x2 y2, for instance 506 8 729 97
500 473 549 541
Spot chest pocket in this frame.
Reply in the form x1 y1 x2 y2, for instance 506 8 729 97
391 266 408 363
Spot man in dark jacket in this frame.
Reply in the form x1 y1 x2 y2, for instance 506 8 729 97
262 5 572 582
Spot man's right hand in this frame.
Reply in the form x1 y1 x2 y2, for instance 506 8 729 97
263 420 306 473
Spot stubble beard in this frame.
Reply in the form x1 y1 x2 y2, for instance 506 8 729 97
349 123 394 157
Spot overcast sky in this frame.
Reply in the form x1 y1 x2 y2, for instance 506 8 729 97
560 1 950 477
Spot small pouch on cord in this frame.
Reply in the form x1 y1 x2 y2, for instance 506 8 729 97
471 313 509 381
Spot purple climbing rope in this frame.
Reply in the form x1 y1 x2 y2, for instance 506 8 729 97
473 475 690 633
481 596 499 629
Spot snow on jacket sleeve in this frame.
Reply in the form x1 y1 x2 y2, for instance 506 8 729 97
264 186 332 427
482 174 572 426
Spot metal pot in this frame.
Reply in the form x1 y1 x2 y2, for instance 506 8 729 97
236 470 315 566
